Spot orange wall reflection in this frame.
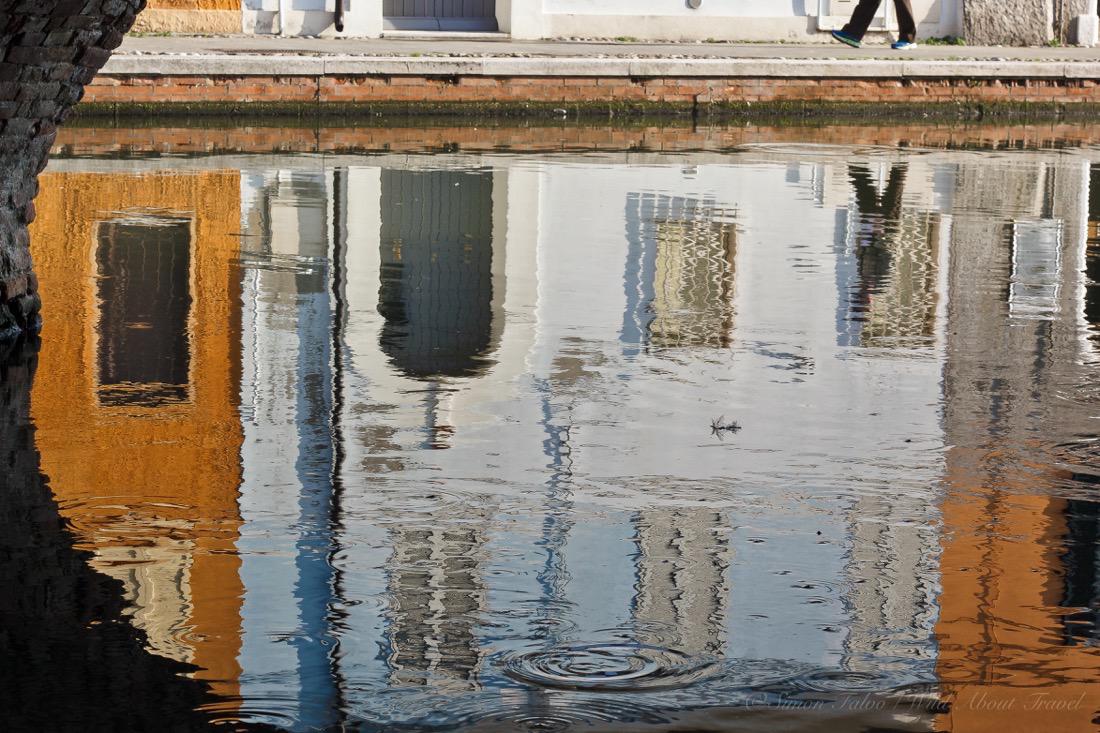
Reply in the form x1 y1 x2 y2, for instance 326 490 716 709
29 171 245 702
936 458 1097 732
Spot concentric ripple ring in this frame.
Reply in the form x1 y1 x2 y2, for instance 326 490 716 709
504 644 718 691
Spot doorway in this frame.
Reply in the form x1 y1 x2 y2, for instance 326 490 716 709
383 0 497 32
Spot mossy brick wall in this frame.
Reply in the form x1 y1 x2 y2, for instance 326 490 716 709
0 0 145 340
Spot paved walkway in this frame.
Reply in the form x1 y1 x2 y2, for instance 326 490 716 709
120 34 1100 62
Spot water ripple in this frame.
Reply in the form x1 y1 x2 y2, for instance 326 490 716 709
503 643 718 692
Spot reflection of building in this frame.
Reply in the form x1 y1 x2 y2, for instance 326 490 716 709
44 147 1100 730
235 168 345 729
632 509 731 655
29 170 246 701
838 163 942 349
936 158 1099 733
1084 165 1100 350
385 523 489 689
832 162 946 670
623 194 737 351
374 168 498 686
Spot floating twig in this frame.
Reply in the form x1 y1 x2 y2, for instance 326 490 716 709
710 415 741 438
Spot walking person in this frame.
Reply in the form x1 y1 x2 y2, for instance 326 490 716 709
831 0 917 49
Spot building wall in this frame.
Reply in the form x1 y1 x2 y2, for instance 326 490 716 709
145 0 959 40
964 0 1053 44
134 0 243 33
535 0 955 41
124 0 1089 42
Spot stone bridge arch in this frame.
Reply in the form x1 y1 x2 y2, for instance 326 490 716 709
0 0 144 340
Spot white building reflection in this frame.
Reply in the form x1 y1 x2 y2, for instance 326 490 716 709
221 154 956 715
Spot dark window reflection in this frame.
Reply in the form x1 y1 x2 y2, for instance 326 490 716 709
1085 165 1100 340
378 170 494 379
96 219 192 407
1061 499 1100 646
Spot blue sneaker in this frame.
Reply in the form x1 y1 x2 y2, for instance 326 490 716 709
891 40 917 49
831 30 861 48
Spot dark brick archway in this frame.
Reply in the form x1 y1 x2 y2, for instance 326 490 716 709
0 0 144 341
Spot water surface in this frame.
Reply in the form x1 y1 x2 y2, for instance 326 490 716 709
9 123 1100 732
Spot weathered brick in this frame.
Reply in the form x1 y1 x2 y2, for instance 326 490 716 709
6 45 77 65
98 27 123 50
10 32 47 47
17 81 60 101
0 276 27 302
28 100 59 119
43 30 74 47
2 118 34 137
75 45 110 69
63 15 99 30
47 63 74 81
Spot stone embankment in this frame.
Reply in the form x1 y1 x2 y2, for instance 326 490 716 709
80 52 1100 118
0 0 143 341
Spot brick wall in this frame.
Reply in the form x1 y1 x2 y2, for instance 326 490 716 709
81 73 1100 110
0 0 145 340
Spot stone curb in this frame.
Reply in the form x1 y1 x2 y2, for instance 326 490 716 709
99 54 1100 79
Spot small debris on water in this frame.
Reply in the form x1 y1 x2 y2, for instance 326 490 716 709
710 415 741 437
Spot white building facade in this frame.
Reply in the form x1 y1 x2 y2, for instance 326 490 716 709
139 0 1100 45
145 0 964 42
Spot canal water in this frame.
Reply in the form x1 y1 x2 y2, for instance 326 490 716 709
6 121 1100 731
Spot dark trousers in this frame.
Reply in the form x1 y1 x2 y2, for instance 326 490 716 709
842 0 917 42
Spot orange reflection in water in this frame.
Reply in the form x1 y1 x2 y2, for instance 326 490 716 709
28 170 245 703
936 458 1098 732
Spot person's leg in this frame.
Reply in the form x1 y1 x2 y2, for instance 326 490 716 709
893 0 917 42
842 0 885 41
